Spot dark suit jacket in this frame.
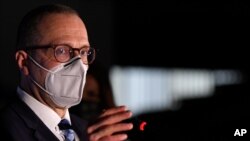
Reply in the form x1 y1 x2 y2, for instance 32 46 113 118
0 95 89 141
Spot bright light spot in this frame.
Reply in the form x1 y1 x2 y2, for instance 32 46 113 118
110 66 242 116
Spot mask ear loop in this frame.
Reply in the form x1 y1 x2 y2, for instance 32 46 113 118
28 75 54 96
27 55 60 96
28 55 54 73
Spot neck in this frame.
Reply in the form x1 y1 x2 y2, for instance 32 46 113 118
20 78 67 118
53 107 67 118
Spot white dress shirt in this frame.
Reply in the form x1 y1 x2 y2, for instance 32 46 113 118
17 87 79 141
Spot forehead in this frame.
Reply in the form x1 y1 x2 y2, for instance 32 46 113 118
37 13 88 45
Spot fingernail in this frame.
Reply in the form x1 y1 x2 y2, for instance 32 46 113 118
119 105 127 110
128 123 133 129
120 134 127 140
127 111 133 117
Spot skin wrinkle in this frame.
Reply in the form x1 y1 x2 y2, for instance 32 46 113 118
38 13 89 48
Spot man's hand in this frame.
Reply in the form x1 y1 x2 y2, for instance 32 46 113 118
87 106 133 141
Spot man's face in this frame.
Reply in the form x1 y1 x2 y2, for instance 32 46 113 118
28 13 89 107
33 13 89 69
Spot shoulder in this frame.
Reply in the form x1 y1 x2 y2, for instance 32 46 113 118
0 95 40 131
0 96 21 121
0 96 31 140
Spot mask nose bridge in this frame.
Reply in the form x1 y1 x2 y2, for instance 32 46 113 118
72 48 89 64
64 56 81 67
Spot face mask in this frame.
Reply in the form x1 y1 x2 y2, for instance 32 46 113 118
28 55 88 108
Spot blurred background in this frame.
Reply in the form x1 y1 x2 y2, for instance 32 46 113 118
1 0 249 140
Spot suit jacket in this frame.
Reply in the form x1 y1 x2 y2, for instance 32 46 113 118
0 95 89 141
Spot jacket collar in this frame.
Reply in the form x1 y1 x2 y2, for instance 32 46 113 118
11 96 59 141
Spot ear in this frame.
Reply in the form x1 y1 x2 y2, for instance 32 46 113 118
15 50 29 76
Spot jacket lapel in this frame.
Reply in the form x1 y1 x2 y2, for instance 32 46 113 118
11 97 59 141
71 114 89 141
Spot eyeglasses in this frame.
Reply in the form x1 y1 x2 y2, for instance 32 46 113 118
23 44 96 64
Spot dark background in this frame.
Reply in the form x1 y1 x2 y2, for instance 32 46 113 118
1 0 249 140
0 0 249 90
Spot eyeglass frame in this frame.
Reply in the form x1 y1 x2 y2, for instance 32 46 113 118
21 44 96 64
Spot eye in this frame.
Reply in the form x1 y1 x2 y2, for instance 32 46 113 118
55 46 70 55
87 50 93 56
54 45 72 62
79 47 96 64
80 48 90 56
80 50 86 56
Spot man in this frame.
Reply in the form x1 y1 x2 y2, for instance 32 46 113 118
0 4 133 141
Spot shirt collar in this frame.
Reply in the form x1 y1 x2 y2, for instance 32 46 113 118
17 86 71 131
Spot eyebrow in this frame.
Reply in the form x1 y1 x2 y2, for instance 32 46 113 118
23 44 90 50
53 43 91 49
22 45 52 50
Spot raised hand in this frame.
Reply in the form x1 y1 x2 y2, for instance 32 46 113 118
87 106 133 141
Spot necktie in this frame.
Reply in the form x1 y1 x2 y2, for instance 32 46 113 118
58 119 75 141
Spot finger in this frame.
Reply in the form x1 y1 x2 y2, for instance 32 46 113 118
99 134 128 141
100 106 127 118
89 123 133 141
88 110 132 134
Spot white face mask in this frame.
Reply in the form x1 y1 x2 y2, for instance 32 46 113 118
28 55 88 108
